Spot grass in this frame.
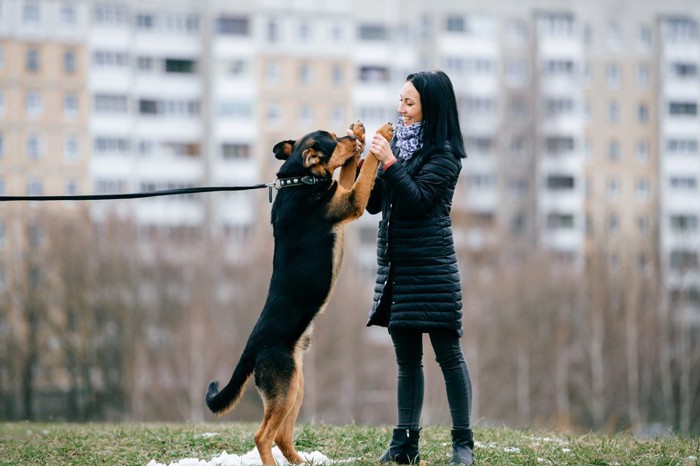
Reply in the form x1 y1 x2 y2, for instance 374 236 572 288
0 422 698 465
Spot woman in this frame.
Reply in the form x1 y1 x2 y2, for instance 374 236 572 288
366 70 474 465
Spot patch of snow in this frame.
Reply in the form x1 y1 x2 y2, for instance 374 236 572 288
147 447 334 466
503 447 521 453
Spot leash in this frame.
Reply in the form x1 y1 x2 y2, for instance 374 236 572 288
0 176 327 204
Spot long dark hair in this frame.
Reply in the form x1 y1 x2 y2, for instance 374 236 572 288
406 70 466 158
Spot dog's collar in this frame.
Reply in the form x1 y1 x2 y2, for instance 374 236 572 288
274 175 326 189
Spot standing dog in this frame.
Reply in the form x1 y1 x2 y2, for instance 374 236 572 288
206 122 394 465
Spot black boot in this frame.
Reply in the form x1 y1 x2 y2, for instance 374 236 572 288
378 428 421 464
449 428 474 465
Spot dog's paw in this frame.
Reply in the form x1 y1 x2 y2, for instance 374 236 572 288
376 122 394 142
350 121 366 143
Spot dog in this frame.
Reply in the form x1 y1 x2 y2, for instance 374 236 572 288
206 121 394 465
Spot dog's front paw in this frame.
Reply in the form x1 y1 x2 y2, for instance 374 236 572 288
376 122 394 142
350 121 366 145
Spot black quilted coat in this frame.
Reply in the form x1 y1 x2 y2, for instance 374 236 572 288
366 141 464 337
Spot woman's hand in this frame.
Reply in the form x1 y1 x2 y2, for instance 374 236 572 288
370 133 396 166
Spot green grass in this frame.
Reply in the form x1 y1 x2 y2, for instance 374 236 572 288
0 422 697 465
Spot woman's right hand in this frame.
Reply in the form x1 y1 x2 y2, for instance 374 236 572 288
370 133 396 166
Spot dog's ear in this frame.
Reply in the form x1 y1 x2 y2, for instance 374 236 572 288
302 147 321 168
273 140 295 160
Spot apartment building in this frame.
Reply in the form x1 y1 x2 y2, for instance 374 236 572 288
0 0 91 286
1 0 699 318
658 16 700 322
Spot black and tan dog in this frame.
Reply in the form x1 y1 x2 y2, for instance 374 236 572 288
206 121 394 465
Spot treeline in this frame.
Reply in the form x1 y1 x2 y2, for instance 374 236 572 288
0 211 697 434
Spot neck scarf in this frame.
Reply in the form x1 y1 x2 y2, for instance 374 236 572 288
395 116 423 162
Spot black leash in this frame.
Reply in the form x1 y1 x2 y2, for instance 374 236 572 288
0 176 326 204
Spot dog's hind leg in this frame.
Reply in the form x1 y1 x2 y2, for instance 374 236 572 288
254 349 302 465
274 369 305 464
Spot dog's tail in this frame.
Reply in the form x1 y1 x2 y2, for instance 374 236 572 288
205 351 255 416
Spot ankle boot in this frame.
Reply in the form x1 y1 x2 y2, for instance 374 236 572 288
449 428 474 465
378 428 421 464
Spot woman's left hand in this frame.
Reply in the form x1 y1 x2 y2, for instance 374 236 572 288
370 133 396 166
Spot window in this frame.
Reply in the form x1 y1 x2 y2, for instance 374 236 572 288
27 178 43 196
63 135 79 160
637 25 652 50
672 62 698 78
266 104 280 127
358 24 387 41
608 140 620 161
506 58 528 86
94 94 128 113
359 65 389 83
26 47 39 72
300 104 312 126
217 100 252 119
546 98 574 117
667 138 698 155
608 214 620 234
27 134 42 159
669 101 698 116
93 50 129 68
64 180 79 196
540 13 574 37
607 177 620 199
636 177 649 200
670 250 699 270
545 59 575 77
221 143 251 160
466 137 493 154
547 213 575 229
608 101 620 122
94 137 129 154
331 65 343 87
164 142 199 157
670 176 697 191
136 14 155 30
64 50 77 74
25 91 42 117
666 18 698 43
165 58 196 73
507 19 528 45
638 103 649 123
637 64 650 88
267 20 279 42
547 175 575 190
606 22 621 51
93 3 128 26
299 63 311 86
60 3 77 26
266 62 280 86
606 63 620 87
217 16 249 36
63 93 78 117
670 214 698 232
298 21 311 41
636 140 649 162
23 1 40 25
446 15 465 32
546 136 574 154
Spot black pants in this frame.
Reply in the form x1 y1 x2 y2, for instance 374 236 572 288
389 328 472 430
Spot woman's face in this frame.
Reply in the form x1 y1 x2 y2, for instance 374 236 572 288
397 81 423 126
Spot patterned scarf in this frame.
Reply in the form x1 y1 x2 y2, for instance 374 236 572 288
395 116 423 162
